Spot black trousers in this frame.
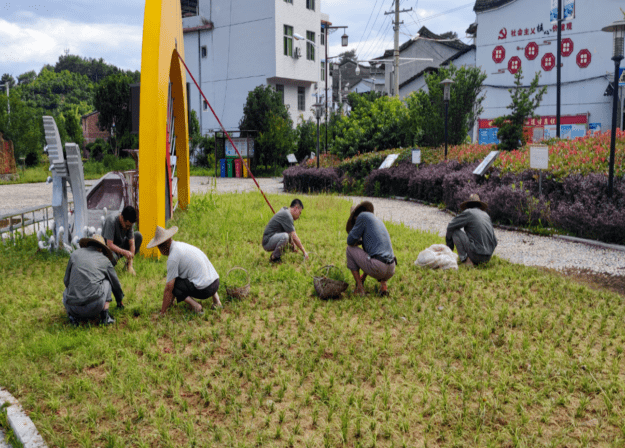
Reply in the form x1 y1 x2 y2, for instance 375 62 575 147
173 278 220 302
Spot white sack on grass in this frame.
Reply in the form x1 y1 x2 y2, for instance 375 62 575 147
415 244 459 270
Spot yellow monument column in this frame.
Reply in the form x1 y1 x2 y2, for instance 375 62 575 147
139 0 190 258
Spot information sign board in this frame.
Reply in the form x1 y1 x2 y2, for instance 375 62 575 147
530 145 549 170
286 154 297 164
225 138 253 157
411 149 421 164
473 151 500 176
379 154 399 169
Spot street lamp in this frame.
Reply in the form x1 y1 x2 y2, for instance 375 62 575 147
312 101 324 169
440 78 454 160
601 19 625 198
324 25 348 156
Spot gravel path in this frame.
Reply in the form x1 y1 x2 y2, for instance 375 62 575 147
2 177 624 276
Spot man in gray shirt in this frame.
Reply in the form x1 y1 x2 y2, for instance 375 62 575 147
102 205 143 275
262 198 308 263
346 201 396 296
63 234 124 326
446 194 498 266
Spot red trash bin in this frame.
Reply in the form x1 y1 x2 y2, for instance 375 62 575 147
234 158 242 178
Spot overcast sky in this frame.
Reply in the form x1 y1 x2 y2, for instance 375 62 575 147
0 0 475 79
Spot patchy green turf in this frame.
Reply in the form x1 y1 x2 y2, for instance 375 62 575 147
1 191 624 447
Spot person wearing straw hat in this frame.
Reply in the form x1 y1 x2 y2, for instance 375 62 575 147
147 226 222 315
446 193 498 266
346 201 397 296
262 198 308 263
62 234 123 326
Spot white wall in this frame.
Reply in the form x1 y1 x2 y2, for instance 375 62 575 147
183 0 326 134
475 0 619 130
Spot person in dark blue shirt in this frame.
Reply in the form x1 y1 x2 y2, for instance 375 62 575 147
346 201 396 296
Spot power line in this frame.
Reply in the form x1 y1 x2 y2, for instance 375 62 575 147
355 0 381 56
355 0 390 59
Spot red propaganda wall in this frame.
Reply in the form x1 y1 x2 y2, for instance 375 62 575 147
0 133 17 174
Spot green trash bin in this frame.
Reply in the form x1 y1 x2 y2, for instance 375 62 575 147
227 158 234 178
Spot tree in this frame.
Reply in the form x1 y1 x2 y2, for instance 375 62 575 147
0 93 44 166
19 67 94 113
295 116 317 162
405 63 487 147
332 93 413 158
339 49 357 64
239 85 292 167
256 113 296 167
1 74 16 88
93 72 134 156
492 68 547 151
17 71 37 85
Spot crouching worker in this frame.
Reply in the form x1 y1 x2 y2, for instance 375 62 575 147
147 226 222 316
346 201 397 296
446 194 498 266
102 205 143 276
262 198 308 263
63 234 123 326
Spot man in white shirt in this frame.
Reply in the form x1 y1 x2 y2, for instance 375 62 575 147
147 225 222 315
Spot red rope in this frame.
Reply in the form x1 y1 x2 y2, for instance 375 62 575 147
175 50 275 214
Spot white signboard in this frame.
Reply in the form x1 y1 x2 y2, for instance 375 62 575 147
379 154 399 169
530 145 549 169
286 154 297 164
411 149 421 164
225 138 254 157
473 151 500 176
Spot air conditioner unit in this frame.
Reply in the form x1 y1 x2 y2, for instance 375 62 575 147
293 47 301 59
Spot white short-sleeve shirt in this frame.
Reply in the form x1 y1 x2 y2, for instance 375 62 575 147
166 241 219 288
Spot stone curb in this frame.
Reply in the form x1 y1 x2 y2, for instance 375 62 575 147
391 195 625 253
0 389 47 447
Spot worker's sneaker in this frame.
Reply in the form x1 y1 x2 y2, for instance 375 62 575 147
99 309 115 326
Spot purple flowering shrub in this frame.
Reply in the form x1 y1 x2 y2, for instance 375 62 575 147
283 161 625 244
283 166 341 193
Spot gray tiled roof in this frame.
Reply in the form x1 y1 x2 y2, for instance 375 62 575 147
474 0 516 12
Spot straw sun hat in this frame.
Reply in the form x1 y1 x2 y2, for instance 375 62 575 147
79 234 115 264
346 201 374 233
460 194 488 211
146 226 179 249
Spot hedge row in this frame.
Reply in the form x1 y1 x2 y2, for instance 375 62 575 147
283 161 625 245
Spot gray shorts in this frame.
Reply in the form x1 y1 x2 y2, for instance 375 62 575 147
346 246 395 282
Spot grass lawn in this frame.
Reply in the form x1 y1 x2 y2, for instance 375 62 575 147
1 192 624 447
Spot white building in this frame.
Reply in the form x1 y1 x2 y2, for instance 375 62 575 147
181 0 331 135
472 0 623 143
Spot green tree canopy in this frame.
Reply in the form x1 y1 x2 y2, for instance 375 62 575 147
239 85 293 167
405 63 487 147
93 72 134 155
54 54 140 84
1 74 16 88
0 93 44 166
18 67 94 114
331 93 414 158
17 71 37 85
492 68 546 151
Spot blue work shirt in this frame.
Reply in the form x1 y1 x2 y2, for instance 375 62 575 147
347 212 395 263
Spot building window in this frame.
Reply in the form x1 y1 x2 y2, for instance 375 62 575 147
284 25 293 56
284 0 292 3
320 28 325 46
298 86 305 111
306 31 315 61
306 0 314 10
321 61 325 82
275 84 284 104
201 46 207 58
203 100 208 110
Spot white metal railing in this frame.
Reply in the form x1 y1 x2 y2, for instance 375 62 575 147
0 202 74 241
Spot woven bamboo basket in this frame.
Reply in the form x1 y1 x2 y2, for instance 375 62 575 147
313 265 348 299
225 266 250 299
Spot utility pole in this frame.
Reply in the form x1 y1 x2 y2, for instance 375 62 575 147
556 0 562 137
385 1 412 97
